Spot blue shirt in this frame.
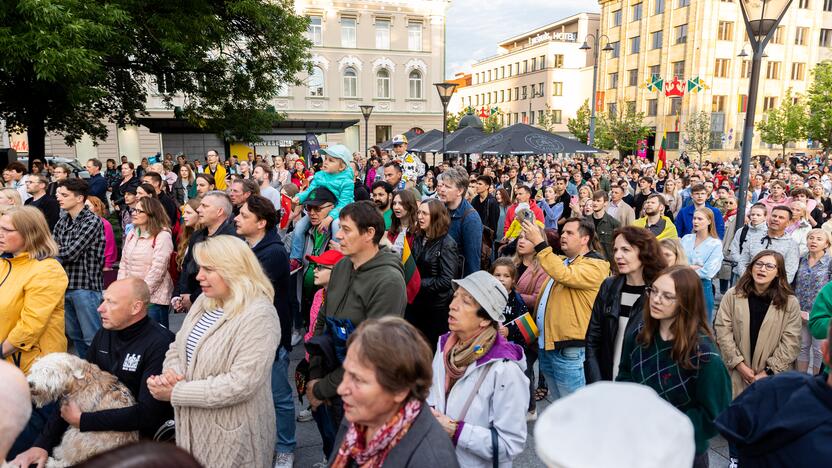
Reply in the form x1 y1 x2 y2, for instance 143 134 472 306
87 173 108 201
680 234 724 280
448 198 483 277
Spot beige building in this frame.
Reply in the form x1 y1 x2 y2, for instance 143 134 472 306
597 0 830 158
8 0 449 162
448 13 600 137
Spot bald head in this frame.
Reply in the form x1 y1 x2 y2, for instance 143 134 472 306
97 278 150 330
0 361 31 459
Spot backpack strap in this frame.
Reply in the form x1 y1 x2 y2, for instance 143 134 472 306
738 225 750 254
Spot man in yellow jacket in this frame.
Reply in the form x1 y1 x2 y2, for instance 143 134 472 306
204 149 227 191
631 193 679 240
522 217 609 401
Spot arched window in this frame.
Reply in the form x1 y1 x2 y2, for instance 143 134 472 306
376 69 390 98
308 66 325 97
343 67 357 97
408 70 422 99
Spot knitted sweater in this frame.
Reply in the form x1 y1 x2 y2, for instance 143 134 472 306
165 296 280 468
616 327 731 455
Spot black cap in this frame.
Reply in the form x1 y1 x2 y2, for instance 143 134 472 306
304 187 337 206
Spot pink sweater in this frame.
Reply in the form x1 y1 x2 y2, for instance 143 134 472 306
516 263 550 309
117 229 174 305
101 217 117 269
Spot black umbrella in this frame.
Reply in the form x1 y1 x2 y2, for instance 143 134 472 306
379 129 421 150
460 123 603 155
406 129 444 153
439 126 487 154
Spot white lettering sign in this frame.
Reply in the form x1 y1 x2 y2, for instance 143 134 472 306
529 32 576 45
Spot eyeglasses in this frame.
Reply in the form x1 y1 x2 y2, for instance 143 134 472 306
753 261 777 272
313 265 332 271
645 286 676 304
130 208 146 215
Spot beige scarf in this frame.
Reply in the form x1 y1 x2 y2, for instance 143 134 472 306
443 327 497 394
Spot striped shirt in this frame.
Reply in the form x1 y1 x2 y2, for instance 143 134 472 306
186 309 224 365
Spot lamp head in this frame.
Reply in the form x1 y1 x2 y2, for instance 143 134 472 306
740 0 792 38
359 105 374 119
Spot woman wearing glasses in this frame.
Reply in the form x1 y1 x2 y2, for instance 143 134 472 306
118 197 175 327
713 250 801 467
617 266 731 468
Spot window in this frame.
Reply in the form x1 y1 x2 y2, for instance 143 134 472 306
500 90 504 102
376 69 390 98
375 19 390 49
308 66 324 96
799 0 810 7
741 59 752 78
610 41 620 58
792 62 806 80
655 0 665 14
540 55 546 69
514 87 519 100
676 24 688 44
553 54 564 68
717 21 733 41
647 98 658 116
342 67 357 97
714 58 730 78
630 36 641 54
822 29 832 47
795 27 808 46
375 125 391 144
531 57 537 71
669 97 682 115
771 26 784 44
408 70 422 99
652 30 663 49
276 83 290 97
608 103 618 115
341 18 356 47
538 82 545 95
487 70 492 82
825 0 832 11
766 61 781 79
507 88 512 101
308 16 323 46
609 72 619 88
155 73 174 94
522 112 528 124
408 22 422 51
628 69 639 86
632 3 643 21
763 97 777 111
613 10 622 27
712 95 727 113
551 110 563 124
678 0 690 6
552 82 563 96
672 60 685 80
666 132 680 150
649 64 661 79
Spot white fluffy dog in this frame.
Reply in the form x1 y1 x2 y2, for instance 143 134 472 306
26 353 138 468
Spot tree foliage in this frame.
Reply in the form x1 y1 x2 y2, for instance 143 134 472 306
757 88 807 157
537 104 561 133
595 108 651 157
446 108 471 133
805 62 832 152
0 0 311 158
566 99 591 144
684 111 712 164
483 109 504 134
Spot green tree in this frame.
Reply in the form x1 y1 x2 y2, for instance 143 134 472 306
0 0 311 159
757 88 807 158
595 108 651 157
483 109 504 133
685 111 712 164
537 104 563 133
566 99 591 143
805 62 832 153
446 108 471 132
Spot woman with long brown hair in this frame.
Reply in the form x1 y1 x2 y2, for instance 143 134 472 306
85 195 119 288
714 250 801 467
387 189 419 258
117 197 174 327
617 266 731 468
176 198 202 273
586 226 668 383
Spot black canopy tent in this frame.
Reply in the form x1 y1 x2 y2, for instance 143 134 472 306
459 123 603 155
378 129 421 150
430 126 486 154
406 129 443 153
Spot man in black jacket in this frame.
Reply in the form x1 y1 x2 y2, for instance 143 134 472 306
173 191 239 312
470 174 499 236
11 278 174 468
141 171 178 226
24 174 60 230
235 194 296 465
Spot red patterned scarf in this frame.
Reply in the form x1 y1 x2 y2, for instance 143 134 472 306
331 398 421 468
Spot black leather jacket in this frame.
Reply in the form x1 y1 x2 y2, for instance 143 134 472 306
585 275 646 383
411 233 458 311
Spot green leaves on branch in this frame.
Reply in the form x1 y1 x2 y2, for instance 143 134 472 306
685 111 712 164
757 88 807 158
805 62 832 152
595 108 651 157
566 99 590 144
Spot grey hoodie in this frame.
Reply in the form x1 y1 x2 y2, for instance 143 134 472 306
733 222 799 282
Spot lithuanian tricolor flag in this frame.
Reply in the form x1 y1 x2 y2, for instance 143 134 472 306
402 236 421 304
509 313 539 345
656 131 667 174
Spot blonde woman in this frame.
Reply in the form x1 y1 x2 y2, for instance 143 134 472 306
793 228 832 374
148 235 279 468
0 187 22 215
663 178 682 215
681 207 724 322
660 237 689 266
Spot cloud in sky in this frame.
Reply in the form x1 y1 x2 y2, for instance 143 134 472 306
444 0 600 79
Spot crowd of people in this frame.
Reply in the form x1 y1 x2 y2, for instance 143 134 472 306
1 141 832 468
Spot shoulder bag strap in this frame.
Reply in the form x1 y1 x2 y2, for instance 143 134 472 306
455 361 495 423
738 225 750 253
492 424 500 468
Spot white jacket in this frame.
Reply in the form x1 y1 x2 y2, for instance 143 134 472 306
427 333 529 468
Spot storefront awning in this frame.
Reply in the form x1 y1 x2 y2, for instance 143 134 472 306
137 117 359 136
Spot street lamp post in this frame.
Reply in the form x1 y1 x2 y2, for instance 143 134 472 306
579 30 614 146
434 82 459 160
736 0 793 231
359 105 374 159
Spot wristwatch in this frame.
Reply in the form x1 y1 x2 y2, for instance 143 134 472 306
764 366 774 376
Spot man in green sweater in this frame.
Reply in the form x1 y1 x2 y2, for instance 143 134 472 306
810 281 832 342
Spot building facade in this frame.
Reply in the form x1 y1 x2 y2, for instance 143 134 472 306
597 0 831 158
448 13 600 137
8 0 449 162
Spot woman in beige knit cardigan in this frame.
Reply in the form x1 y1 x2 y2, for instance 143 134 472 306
147 235 280 468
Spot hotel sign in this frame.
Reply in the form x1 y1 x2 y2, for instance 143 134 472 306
529 32 576 45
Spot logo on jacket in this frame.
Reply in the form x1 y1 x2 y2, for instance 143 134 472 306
122 353 141 372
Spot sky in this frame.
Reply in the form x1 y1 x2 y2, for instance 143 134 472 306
444 0 600 79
